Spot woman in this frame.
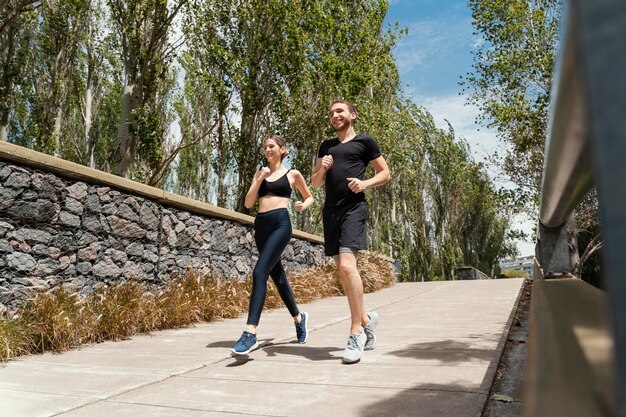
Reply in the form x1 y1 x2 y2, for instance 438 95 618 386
232 135 315 355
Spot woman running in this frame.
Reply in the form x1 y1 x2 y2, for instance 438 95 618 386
231 135 315 355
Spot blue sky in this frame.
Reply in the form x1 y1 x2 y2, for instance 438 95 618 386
384 0 535 257
385 0 475 98
383 0 499 161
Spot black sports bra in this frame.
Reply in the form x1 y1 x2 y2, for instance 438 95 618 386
258 170 292 198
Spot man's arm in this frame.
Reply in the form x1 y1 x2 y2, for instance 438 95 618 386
346 156 391 193
312 155 333 188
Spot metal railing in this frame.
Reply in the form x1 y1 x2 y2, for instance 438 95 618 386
531 0 626 416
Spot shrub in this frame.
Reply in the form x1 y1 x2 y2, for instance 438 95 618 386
0 253 395 362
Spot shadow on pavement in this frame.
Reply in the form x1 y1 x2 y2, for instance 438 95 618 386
358 382 487 417
226 356 254 367
387 339 497 365
261 341 342 362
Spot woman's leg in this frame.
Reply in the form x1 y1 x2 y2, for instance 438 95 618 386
246 210 293 326
269 260 299 318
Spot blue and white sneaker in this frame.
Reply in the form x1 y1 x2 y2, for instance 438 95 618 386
295 312 309 343
231 331 259 355
363 311 379 351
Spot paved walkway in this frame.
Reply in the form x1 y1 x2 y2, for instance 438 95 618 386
0 279 525 417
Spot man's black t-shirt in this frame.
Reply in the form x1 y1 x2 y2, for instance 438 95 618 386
317 133 382 207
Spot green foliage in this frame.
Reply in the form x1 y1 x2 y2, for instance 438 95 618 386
1 0 517 281
501 268 530 278
462 0 561 206
464 0 602 281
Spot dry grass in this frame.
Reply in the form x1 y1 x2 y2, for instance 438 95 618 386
0 253 395 362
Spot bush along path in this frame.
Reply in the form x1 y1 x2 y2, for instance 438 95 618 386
0 253 396 361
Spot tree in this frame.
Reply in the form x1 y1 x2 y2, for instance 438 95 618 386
0 0 41 142
0 0 42 36
280 0 403 231
107 0 186 179
464 0 604 283
64 0 116 169
173 0 241 207
29 0 90 156
462 0 561 205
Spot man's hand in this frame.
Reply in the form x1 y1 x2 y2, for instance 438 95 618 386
320 155 334 171
347 177 367 193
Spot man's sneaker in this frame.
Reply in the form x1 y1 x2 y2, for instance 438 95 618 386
363 311 379 351
295 312 309 343
342 331 366 364
231 331 259 355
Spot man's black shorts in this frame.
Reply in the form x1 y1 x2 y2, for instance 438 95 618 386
322 201 368 256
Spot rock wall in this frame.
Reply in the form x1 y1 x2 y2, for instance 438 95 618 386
0 159 325 312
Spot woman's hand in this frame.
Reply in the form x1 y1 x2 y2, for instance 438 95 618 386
294 197 314 212
294 200 307 212
258 167 271 179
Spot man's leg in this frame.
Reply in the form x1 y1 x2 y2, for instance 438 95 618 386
336 251 366 334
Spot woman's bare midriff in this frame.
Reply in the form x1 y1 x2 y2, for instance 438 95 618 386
258 196 290 213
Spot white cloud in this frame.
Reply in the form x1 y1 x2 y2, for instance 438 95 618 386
471 37 485 49
416 93 503 165
394 15 472 75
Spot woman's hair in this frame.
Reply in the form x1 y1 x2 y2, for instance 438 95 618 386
264 135 288 160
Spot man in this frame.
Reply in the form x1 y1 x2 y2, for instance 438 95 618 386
312 99 391 364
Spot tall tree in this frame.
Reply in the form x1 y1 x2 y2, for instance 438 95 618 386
0 0 40 141
464 0 603 283
173 0 238 206
30 0 89 155
462 0 560 204
108 0 186 179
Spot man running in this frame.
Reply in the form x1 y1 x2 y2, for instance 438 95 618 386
312 99 391 363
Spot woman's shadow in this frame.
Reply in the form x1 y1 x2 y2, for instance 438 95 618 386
206 338 341 367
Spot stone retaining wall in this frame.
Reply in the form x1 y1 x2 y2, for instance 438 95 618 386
0 145 325 313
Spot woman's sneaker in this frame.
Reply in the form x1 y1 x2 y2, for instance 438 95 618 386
363 311 378 350
231 331 259 355
295 312 309 343
342 332 366 364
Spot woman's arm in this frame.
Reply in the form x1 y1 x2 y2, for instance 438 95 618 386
244 168 270 209
291 170 314 212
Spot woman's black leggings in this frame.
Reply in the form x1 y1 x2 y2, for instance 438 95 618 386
247 208 300 326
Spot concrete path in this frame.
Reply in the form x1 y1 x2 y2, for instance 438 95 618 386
0 279 524 417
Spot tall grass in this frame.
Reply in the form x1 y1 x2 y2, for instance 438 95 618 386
0 253 395 362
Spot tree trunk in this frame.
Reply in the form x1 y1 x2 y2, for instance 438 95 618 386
235 110 257 214
370 192 379 251
85 82 94 168
113 74 141 177
83 24 96 168
53 104 63 157
216 114 227 207
38 47 64 152
0 24 16 142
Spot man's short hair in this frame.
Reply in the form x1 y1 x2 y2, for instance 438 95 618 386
330 99 357 117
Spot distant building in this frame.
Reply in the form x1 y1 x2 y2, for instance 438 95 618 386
499 255 534 276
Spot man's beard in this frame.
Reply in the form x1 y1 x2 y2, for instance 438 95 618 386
332 121 350 132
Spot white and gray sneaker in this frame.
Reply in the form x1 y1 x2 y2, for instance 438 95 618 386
363 311 379 351
342 331 367 364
